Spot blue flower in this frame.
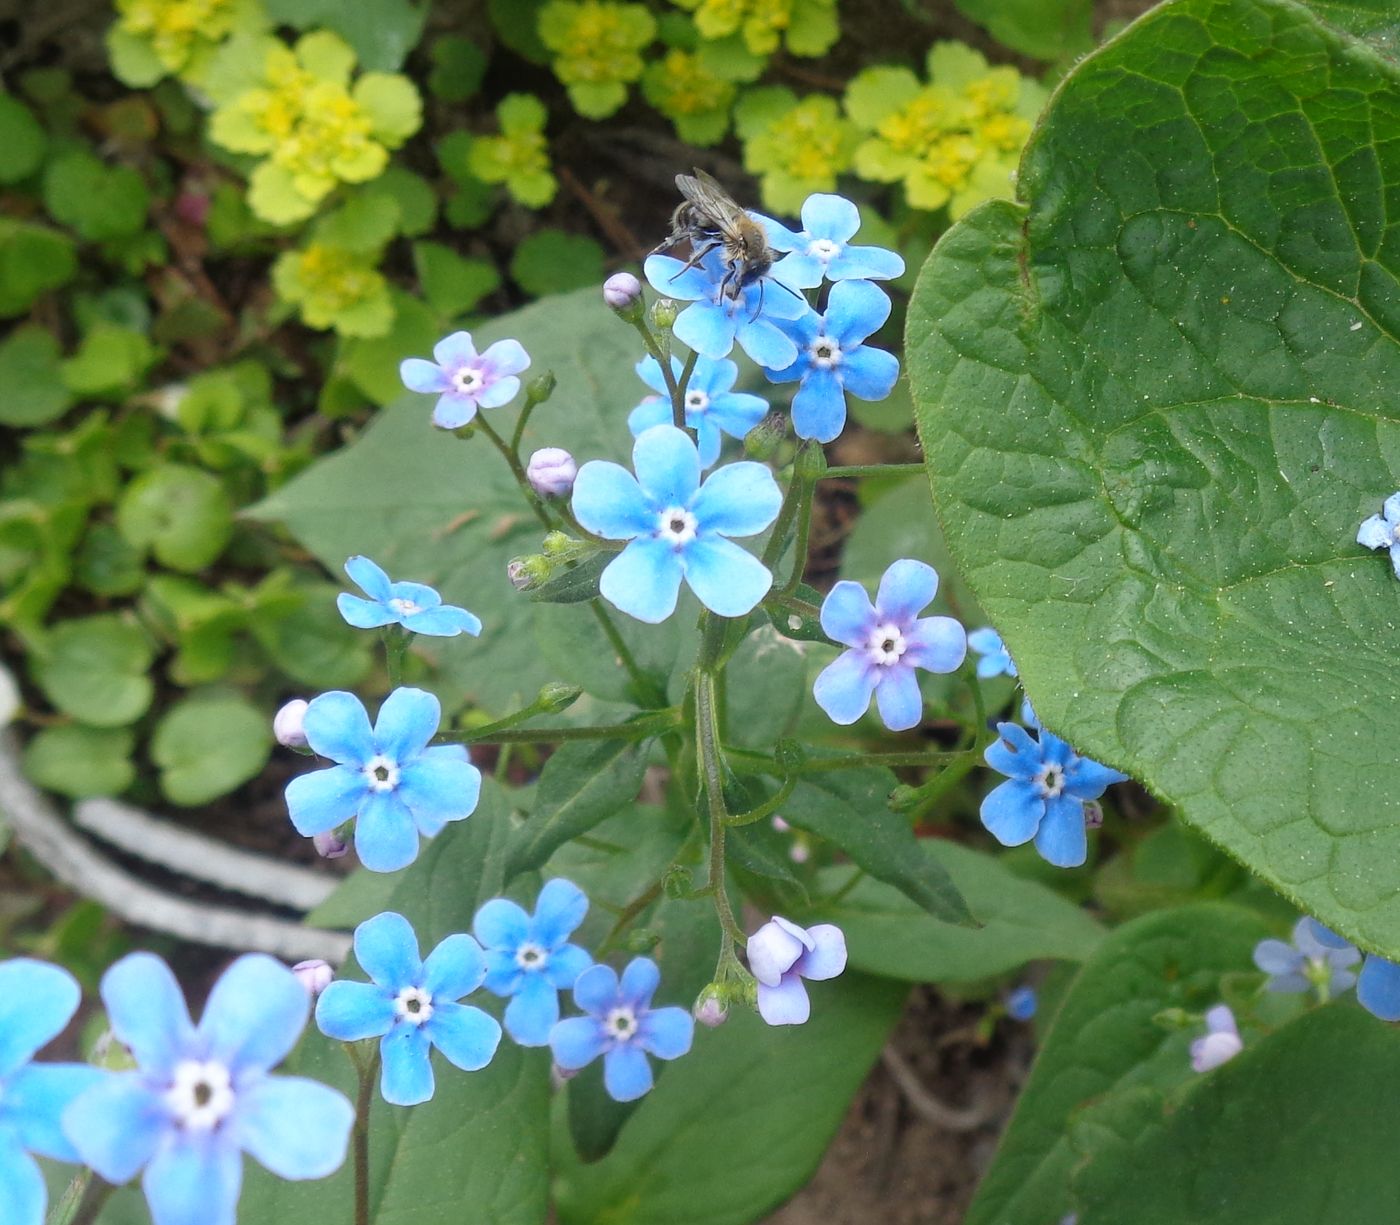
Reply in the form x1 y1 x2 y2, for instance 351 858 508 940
474 879 593 1047
813 559 967 731
627 355 769 469
765 280 900 443
967 626 1017 679
1357 492 1400 577
284 688 481 873
643 250 809 369
1359 955 1400 1021
1005 985 1037 1022
400 331 531 430
0 960 102 1225
65 954 353 1225
753 194 904 288
746 917 847 1026
571 424 781 623
317 912 501 1106
549 958 693 1101
1189 1004 1241 1073
336 556 482 638
980 723 1128 868
1252 917 1359 997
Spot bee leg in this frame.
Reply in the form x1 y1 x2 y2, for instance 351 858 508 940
750 278 765 321
669 240 722 280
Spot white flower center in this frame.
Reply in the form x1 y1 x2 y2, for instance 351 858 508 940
364 753 400 793
388 596 422 617
604 1006 637 1042
451 366 485 394
684 389 710 414
1036 763 1066 798
808 237 841 261
166 1060 235 1132
515 941 548 972
866 622 907 666
809 337 842 369
394 985 434 1025
657 506 697 547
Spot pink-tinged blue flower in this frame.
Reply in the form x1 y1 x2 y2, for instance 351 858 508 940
813 559 966 732
968 626 1017 679
643 250 808 370
1005 985 1037 1022
336 556 482 638
571 424 781 623
1253 917 1359 997
399 331 531 430
628 355 768 468
1357 492 1400 578
0 960 103 1225
765 279 900 443
747 917 846 1026
1358 955 1400 1021
549 958 693 1101
1190 1004 1241 1072
316 913 500 1107
474 879 592 1047
65 954 353 1225
753 194 905 289
980 723 1128 868
284 688 480 873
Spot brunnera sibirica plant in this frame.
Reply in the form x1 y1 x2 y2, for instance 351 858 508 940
10 2 1400 1223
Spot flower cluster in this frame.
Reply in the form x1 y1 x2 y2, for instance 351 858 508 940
271 241 393 337
108 0 248 86
538 1 657 119
640 49 736 146
669 0 839 58
736 90 860 213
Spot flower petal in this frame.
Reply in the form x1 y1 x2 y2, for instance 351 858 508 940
399 747 481 837
633 425 701 508
503 973 560 1046
433 331 478 367
790 367 847 443
825 279 891 346
619 958 661 1008
379 1024 434 1106
285 765 364 837
0 1138 44 1225
1356 513 1391 549
344 556 392 601
546 944 592 989
477 375 521 409
1065 752 1129 798
473 898 529 952
1384 491 1400 524
820 581 876 648
638 1006 693 1060
354 912 422 989
100 953 194 1077
426 1003 501 1071
2 1063 104 1162
353 791 420 872
302 691 374 766
373 687 440 761
689 462 782 538
603 1044 654 1101
812 650 878 725
531 879 589 948
432 393 478 429
752 211 802 252
401 605 482 637
874 665 923 731
827 244 905 282
550 1016 607 1070
980 778 1045 846
422 934 486 1001
644 253 712 303
572 963 620 1015
234 1075 354 1180
801 193 861 244
336 593 397 629
315 982 395 1042
483 950 523 997
635 354 679 396
600 538 685 624
734 315 799 370
747 920 804 987
142 1130 243 1225
707 391 768 442
0 960 80 1079
1034 793 1089 868
757 974 810 1025
840 345 900 401
875 559 938 622
906 616 967 674
683 537 773 618
985 722 1042 779
400 358 451 394
1359 956 1400 1021
198 955 309 1074
796 925 847 982
673 301 737 359
628 397 672 438
480 338 531 378
1252 939 1301 976
572 461 654 539
62 1073 166 1183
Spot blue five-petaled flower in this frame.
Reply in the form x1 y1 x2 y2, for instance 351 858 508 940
627 355 769 469
572 424 782 623
337 555 482 638
1253 918 1359 997
400 331 531 429
549 958 693 1101
317 912 502 1106
474 879 593 1047
1356 492 1400 578
765 280 900 443
967 626 1017 679
813 559 967 731
284 688 481 873
0 960 103 1225
746 917 847 1026
980 722 1128 868
753 193 905 288
65 953 354 1225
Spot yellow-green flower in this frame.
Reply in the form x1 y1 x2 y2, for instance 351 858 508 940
538 1 656 118
669 0 837 58
107 0 261 87
846 43 1043 217
467 94 557 209
736 88 858 214
641 49 735 145
208 31 421 225
272 242 393 337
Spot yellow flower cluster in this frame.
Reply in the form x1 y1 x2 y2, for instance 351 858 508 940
846 43 1045 217
271 242 393 337
736 88 859 213
538 1 656 118
669 0 837 57
208 32 421 224
640 49 736 145
107 0 260 87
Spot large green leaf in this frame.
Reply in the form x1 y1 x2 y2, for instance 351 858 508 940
965 902 1268 1225
1074 1004 1400 1223
806 840 1102 983
252 288 695 715
553 973 907 1225
909 0 1400 956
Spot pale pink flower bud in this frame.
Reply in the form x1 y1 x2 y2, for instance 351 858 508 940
292 959 334 996
603 272 642 311
313 830 349 859
527 448 578 498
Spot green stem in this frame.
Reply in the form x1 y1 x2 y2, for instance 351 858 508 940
352 1046 381 1225
825 866 866 906
727 745 971 775
906 750 985 819
765 591 821 622
509 392 542 456
590 600 663 706
447 690 579 741
760 446 810 571
822 463 926 479
695 670 745 944
64 1178 113 1225
435 709 680 746
724 773 797 827
968 671 988 737
630 316 686 429
670 348 699 431
382 626 410 688
475 412 552 528
597 878 665 957
780 475 814 595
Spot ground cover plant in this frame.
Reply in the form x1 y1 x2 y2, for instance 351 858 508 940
2 0 1400 1223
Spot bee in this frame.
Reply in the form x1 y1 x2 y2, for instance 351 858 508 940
653 169 782 308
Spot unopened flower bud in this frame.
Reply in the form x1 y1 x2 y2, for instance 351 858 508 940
537 682 583 713
650 297 679 330
507 554 551 592
313 830 349 859
526 371 557 404
743 413 786 460
789 842 811 865
527 447 578 498
1084 800 1104 829
662 864 692 899
626 928 660 953
887 784 921 812
693 988 728 1028
603 272 643 316
771 815 791 833
274 699 310 750
795 441 829 481
541 530 575 556
292 959 334 996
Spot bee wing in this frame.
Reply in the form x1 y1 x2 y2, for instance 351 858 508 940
676 169 746 229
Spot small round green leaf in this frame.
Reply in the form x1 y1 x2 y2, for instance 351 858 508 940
0 220 76 318
74 522 146 596
23 725 136 798
151 692 272 806
117 464 233 572
0 326 74 426
0 94 47 185
509 230 605 298
33 614 154 727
